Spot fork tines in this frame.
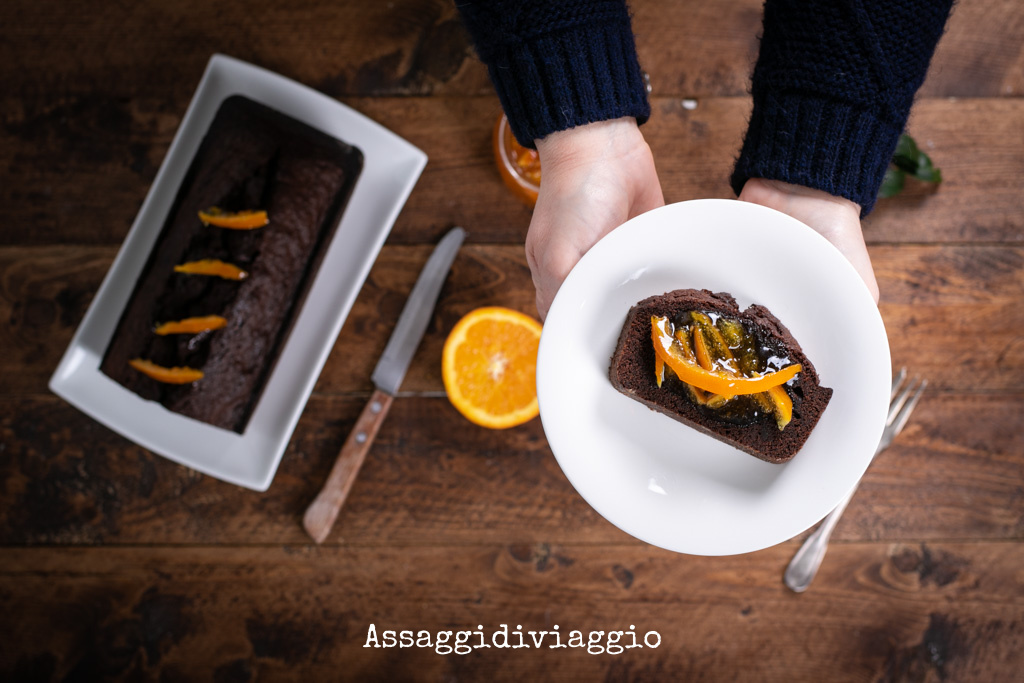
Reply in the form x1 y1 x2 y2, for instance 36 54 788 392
887 367 927 432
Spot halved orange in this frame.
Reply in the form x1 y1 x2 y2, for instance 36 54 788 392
442 307 543 429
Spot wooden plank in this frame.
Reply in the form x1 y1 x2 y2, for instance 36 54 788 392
869 98 1024 243
3 6 1019 682
1 392 1021 546
3 96 1022 247
3 244 1021 397
646 97 1024 245
0 246 111 394
0 394 590 547
1 0 1019 100
0 0 489 103
1 543 1022 680
633 0 1024 99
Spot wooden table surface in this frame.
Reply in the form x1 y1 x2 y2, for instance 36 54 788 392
2 1 1023 680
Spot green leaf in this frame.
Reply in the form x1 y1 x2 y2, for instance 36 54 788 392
878 167 906 199
913 156 942 183
891 134 921 173
878 133 942 199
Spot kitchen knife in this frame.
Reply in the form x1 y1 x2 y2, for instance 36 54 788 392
303 226 466 543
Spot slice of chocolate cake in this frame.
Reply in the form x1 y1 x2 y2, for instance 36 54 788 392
609 289 832 463
101 95 363 433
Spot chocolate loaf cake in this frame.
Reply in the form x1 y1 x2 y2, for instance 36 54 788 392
609 289 832 463
101 95 363 433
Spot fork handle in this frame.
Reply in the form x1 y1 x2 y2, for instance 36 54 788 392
783 487 856 592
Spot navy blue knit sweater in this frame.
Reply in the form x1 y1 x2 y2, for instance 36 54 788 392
457 0 953 215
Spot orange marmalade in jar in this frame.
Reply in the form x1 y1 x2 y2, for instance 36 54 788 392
493 113 540 207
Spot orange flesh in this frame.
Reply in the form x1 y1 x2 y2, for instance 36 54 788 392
129 359 203 384
451 319 536 414
651 316 800 396
174 259 248 280
198 208 269 229
153 315 228 336
442 307 542 429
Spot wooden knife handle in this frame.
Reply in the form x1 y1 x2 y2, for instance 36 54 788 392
303 388 394 544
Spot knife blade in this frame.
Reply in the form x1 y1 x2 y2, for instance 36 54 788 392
303 227 465 543
371 226 465 394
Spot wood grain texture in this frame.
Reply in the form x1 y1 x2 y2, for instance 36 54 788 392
3 96 1022 247
631 0 1024 99
1 543 1021 681
303 389 394 544
4 244 1021 396
1 393 1021 547
2 1 1022 679
1 0 1019 100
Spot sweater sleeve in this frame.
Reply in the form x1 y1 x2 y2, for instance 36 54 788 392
730 0 954 215
456 0 650 148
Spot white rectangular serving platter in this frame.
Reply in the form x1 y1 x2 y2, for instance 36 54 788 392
49 54 427 491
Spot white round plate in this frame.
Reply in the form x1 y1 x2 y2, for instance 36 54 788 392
537 199 891 556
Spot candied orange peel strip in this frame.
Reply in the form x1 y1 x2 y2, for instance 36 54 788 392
174 259 248 281
153 315 227 336
129 358 203 384
655 315 793 427
651 316 800 396
767 384 793 429
692 324 715 372
691 319 740 405
667 324 711 404
198 207 268 229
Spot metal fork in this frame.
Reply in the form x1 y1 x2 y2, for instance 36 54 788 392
784 367 927 593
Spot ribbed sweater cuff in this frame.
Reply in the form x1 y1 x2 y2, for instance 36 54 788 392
487 20 650 148
730 91 903 216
